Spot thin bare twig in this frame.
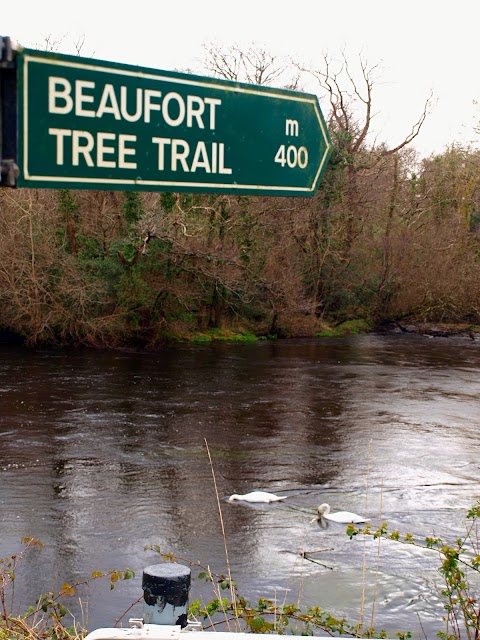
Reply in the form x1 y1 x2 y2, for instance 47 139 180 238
204 438 240 631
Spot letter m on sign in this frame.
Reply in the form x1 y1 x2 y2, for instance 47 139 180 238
285 119 299 136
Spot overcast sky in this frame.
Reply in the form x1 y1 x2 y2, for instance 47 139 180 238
4 0 480 158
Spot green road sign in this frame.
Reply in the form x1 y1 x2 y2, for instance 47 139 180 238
16 49 332 196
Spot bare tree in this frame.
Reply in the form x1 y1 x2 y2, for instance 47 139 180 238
201 42 301 88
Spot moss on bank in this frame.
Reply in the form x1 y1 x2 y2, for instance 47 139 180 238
170 328 260 343
315 318 374 337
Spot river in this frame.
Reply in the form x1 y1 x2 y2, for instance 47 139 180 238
1 334 479 638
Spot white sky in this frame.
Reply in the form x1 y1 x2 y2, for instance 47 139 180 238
4 0 480 159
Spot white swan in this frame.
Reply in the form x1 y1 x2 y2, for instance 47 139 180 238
228 491 287 503
317 503 368 524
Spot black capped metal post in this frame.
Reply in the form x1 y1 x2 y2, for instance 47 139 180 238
142 563 191 628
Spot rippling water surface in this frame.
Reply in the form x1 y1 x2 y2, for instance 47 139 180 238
1 334 480 637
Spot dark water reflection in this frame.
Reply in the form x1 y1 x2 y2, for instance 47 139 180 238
1 335 480 637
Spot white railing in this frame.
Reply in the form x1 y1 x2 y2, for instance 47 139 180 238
83 620 338 640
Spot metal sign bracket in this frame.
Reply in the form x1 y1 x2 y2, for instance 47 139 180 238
0 35 19 187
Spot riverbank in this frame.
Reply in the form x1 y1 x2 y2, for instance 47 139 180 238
146 318 480 345
2 318 480 349
377 320 480 340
